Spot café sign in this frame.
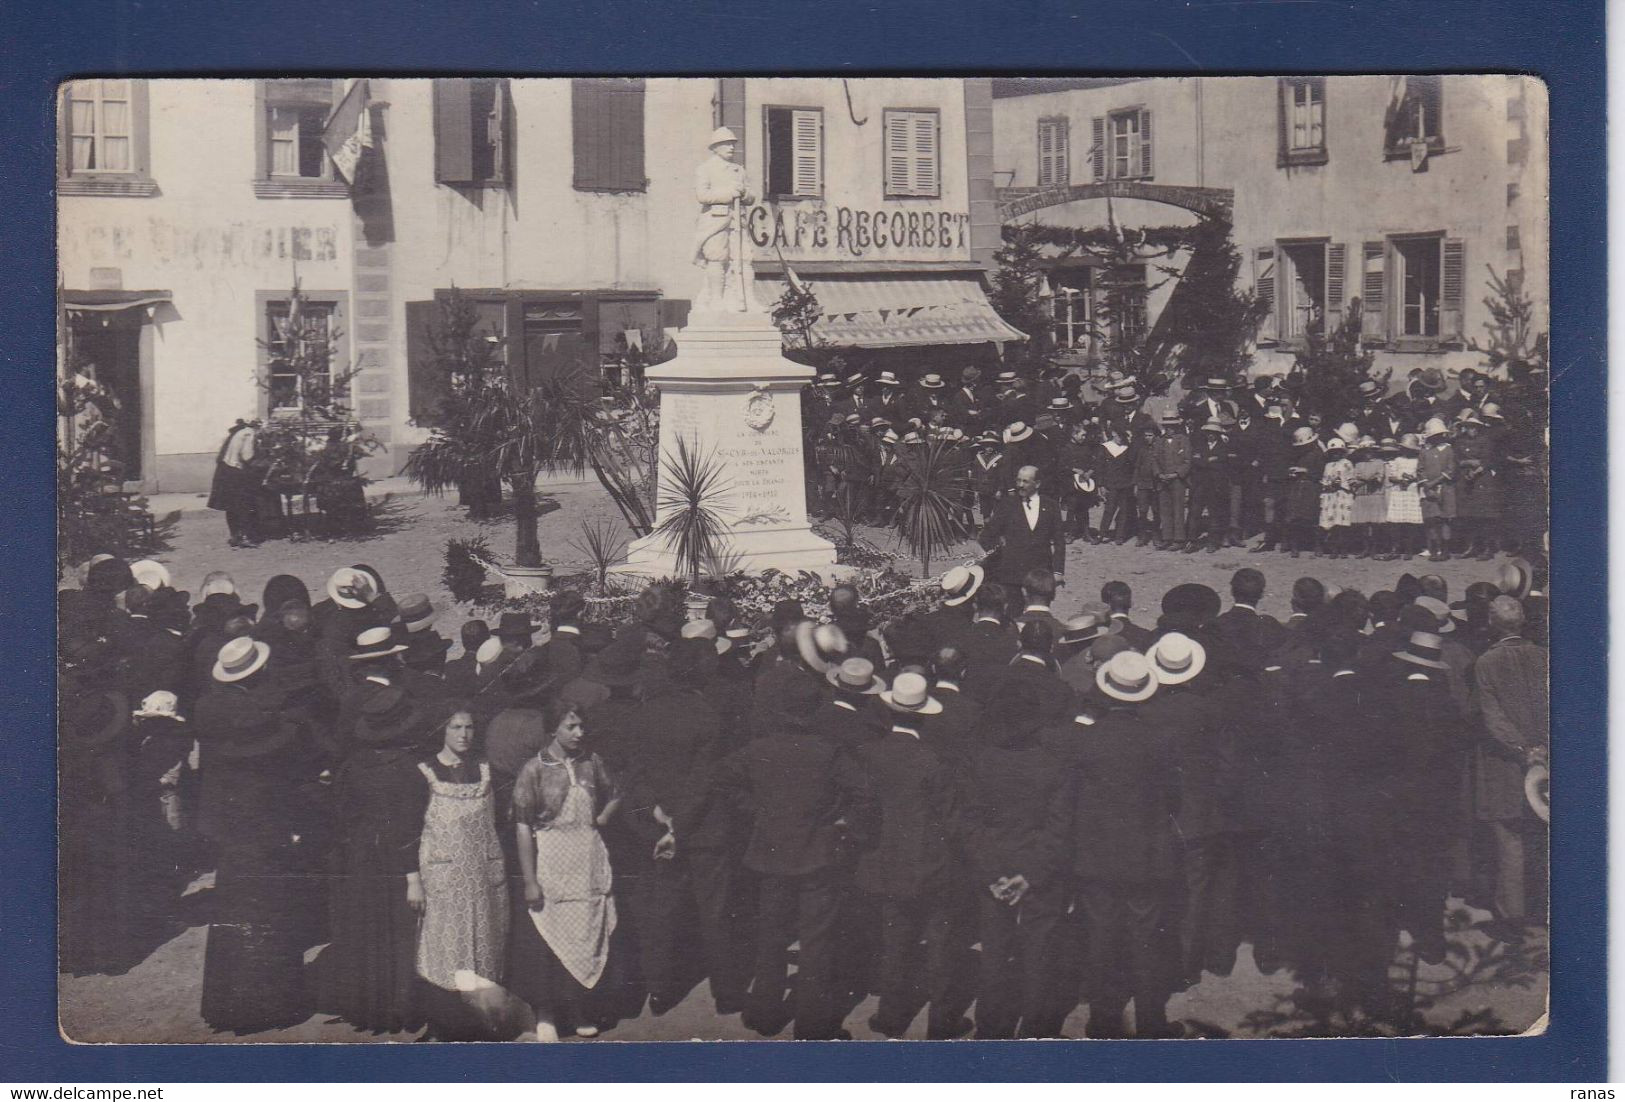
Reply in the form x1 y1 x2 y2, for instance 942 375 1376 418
746 203 972 259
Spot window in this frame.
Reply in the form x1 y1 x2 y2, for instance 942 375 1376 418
572 78 646 192
1091 108 1153 181
764 106 823 199
58 79 155 196
1384 75 1444 157
1277 78 1328 167
262 296 346 413
254 80 345 198
434 78 512 186
1099 263 1147 340
1048 269 1092 351
1279 242 1327 339
883 109 940 198
1037 116 1069 187
1360 234 1465 345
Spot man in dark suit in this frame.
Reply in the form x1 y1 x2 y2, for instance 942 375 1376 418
1101 580 1155 652
978 464 1067 592
996 620 1077 726
854 673 968 1038
1015 568 1068 639
917 564 982 655
718 675 869 1040
1211 568 1288 672
441 620 489 696
925 645 981 763
961 584 1019 700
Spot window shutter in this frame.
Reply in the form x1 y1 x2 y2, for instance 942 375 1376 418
1441 237 1466 338
886 111 910 195
1091 116 1106 181
571 79 607 189
1254 246 1276 339
1276 80 1289 167
1361 241 1387 340
1056 117 1069 186
912 112 939 196
1138 108 1153 178
1037 120 1053 186
793 109 822 196
1325 243 1347 331
608 79 646 191
405 300 439 423
490 79 513 185
433 79 474 184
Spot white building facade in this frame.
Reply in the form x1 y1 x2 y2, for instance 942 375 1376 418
991 75 1549 379
59 77 1010 493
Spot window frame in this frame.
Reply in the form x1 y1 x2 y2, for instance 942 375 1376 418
1094 105 1153 182
1047 267 1094 354
762 104 825 201
256 290 352 417
253 79 348 199
570 77 647 193
58 79 157 197
1390 232 1444 342
1036 115 1070 188
1383 75 1446 160
881 107 942 199
1276 238 1331 343
434 77 513 188
1276 77 1329 168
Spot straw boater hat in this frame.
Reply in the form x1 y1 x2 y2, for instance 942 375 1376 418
920 373 945 389
1524 763 1550 823
1356 377 1384 399
1148 632 1206 685
133 690 185 722
901 430 924 445
938 564 984 607
1203 376 1236 391
1354 435 1377 452
795 621 849 673
881 671 943 716
880 429 900 444
845 371 867 388
1497 557 1536 600
1392 631 1450 670
815 372 841 388
707 126 739 149
827 657 886 695
1059 605 1121 646
680 617 733 656
397 593 436 634
200 572 238 599
1114 384 1139 403
1048 396 1074 411
1480 402 1506 422
1414 367 1447 392
349 626 408 661
213 636 271 683
1159 410 1183 427
129 559 171 591
876 371 902 387
1201 418 1227 434
1096 650 1159 703
1378 436 1400 454
1003 421 1034 443
1412 596 1455 633
1423 417 1450 440
996 370 1018 384
1072 472 1097 493
976 430 1001 446
474 636 505 668
326 566 376 610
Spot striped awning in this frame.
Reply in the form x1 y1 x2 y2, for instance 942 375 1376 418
756 272 1027 349
62 290 173 313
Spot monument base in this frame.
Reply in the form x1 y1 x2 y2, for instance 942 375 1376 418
613 307 837 579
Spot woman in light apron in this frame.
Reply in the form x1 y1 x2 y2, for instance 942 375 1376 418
510 697 622 1039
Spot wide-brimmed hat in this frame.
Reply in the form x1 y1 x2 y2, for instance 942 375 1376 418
939 564 984 607
1114 386 1139 403
1060 605 1122 645
1455 410 1485 428
1097 651 1159 702
844 371 867 387
1480 402 1506 421
1378 436 1400 454
1048 396 1074 410
827 656 885 695
1399 433 1423 452
795 620 849 673
901 430 924 445
1003 422 1033 443
1414 367 1447 392
707 126 739 148
1413 596 1455 633
1393 631 1450 670
1497 557 1536 600
350 626 407 661
680 617 733 655
129 559 171 591
815 372 841 387
919 373 945 389
1423 417 1450 440
881 671 942 715
1525 763 1550 823
880 429 900 444
67 690 131 751
133 690 185 721
1353 435 1377 451
996 370 1018 384
1071 472 1097 493
1148 632 1206 685
475 636 506 667
213 636 271 683
1159 410 1183 426
1356 378 1384 398
1289 425 1317 446
199 571 238 599
496 612 540 639
396 593 436 634
1324 437 1346 452
1201 419 1227 433
976 430 1001 446
1333 422 1359 444
353 687 426 746
326 567 376 610
876 371 902 387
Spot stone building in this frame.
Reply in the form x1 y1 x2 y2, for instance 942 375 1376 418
58 77 1014 492
990 75 1548 379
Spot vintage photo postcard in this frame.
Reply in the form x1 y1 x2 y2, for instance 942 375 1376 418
57 75 1548 1044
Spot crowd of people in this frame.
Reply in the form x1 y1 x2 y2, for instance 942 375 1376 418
806 361 1548 562
60 535 1550 1041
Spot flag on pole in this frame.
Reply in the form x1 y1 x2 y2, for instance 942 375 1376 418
323 79 373 187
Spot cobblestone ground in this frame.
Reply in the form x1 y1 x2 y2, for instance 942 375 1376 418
58 480 1547 1043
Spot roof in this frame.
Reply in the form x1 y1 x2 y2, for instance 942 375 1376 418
755 271 1026 349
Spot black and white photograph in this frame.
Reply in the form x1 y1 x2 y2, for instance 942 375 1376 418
56 74 1550 1044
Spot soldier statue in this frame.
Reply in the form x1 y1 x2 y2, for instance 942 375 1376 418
692 126 760 314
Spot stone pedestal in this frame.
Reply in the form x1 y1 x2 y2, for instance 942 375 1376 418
620 310 836 578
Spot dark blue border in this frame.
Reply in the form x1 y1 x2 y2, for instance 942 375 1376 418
4 0 1605 1082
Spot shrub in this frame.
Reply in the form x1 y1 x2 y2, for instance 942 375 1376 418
443 535 492 603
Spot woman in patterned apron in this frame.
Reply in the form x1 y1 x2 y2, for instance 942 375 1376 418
415 707 511 1039
511 696 622 1040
